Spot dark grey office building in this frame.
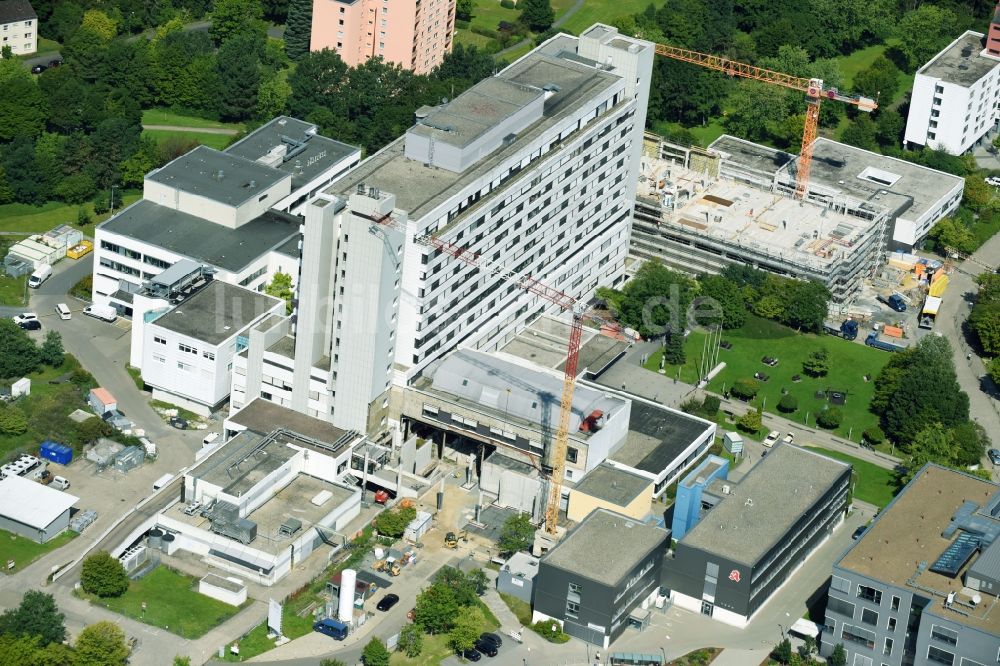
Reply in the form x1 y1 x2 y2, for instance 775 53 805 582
532 508 669 648
663 444 851 626
821 464 1000 666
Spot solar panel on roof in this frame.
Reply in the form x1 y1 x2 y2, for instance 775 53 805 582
930 532 981 577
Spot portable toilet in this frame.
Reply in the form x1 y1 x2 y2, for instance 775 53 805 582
40 440 73 465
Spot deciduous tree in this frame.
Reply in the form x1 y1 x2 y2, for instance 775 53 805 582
74 621 129 666
497 512 534 556
374 504 417 538
397 623 423 657
0 590 66 646
0 320 41 378
448 607 484 652
413 583 459 634
802 348 829 377
210 0 266 45
519 0 554 32
896 6 960 70
361 639 390 666
80 552 129 598
40 331 64 367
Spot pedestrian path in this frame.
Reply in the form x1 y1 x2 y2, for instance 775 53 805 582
713 648 770 666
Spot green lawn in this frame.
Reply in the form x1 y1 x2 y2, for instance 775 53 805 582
389 602 500 666
90 566 247 639
0 274 27 307
806 446 898 508
703 316 890 441
141 108 244 131
219 610 314 662
835 38 911 105
142 129 235 151
0 530 76 570
0 193 142 235
559 0 667 35
454 29 498 51
650 119 727 148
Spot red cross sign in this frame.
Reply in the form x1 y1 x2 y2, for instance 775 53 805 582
729 569 741 582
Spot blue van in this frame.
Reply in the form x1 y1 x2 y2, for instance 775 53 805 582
313 618 348 640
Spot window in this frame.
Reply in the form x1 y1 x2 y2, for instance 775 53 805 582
568 582 582 595
178 343 197 355
566 447 578 464
890 596 900 611
857 585 882 604
883 638 893 656
841 624 876 650
886 617 896 631
203 351 215 361
827 597 855 619
930 625 958 646
177 361 192 371
152 354 165 363
565 601 579 618
959 659 985 666
927 646 955 665
154 336 166 345
861 608 878 626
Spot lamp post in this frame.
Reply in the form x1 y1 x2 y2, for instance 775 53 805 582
110 184 117 215
778 623 785 640
660 646 667 665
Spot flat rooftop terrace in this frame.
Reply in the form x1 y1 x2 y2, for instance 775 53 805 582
573 463 650 507
920 31 998 87
608 400 713 476
839 464 999 634
147 145 289 207
708 135 793 177
639 159 875 272
325 50 620 220
681 444 850 566
499 315 629 376
171 473 356 555
543 508 668 584
229 398 351 445
153 281 279 345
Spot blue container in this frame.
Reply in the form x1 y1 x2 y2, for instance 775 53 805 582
40 440 73 465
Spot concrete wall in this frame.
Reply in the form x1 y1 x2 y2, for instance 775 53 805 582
497 570 534 604
198 576 248 606
567 482 653 523
0 509 70 544
143 176 291 230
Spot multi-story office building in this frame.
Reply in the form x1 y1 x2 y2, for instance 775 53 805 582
234 26 654 433
663 444 851 627
310 0 456 75
0 1 37 56
532 508 670 647
92 118 360 318
821 464 1000 665
905 31 1000 155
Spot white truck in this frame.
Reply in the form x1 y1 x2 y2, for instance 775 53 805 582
27 265 52 289
83 304 118 322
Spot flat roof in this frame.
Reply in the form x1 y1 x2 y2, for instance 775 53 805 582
610 401 713 475
639 157 875 272
777 138 964 223
274 235 300 260
839 464 1000 634
681 445 850 566
708 135 793 177
0 475 78 530
920 31 999 87
572 463 651 507
229 398 351 444
100 200 300 273
147 145 290 207
192 430 299 496
499 315 628 375
153 281 280 345
505 551 541 579
325 50 620 220
542 508 668 584
225 116 360 191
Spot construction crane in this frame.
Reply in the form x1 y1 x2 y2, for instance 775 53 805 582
364 207 604 535
653 44 878 199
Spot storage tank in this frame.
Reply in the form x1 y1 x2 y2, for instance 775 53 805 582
160 533 175 553
338 569 356 622
147 528 163 550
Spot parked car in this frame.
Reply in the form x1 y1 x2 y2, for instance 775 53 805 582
30 64 46 74
18 320 41 331
852 525 867 540
376 593 399 612
986 176 1000 188
781 432 794 445
55 303 71 320
460 648 482 662
988 449 1000 465
11 312 38 325
48 58 63 67
763 430 780 448
474 639 498 657
479 633 503 648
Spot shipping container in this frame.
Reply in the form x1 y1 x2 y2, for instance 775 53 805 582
39 440 73 465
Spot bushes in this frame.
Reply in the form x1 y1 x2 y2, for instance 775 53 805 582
731 378 760 400
531 620 570 643
738 409 762 433
681 395 721 418
816 408 843 430
862 426 885 446
500 0 515 7
777 394 798 414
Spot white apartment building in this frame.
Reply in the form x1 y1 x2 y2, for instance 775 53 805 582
904 31 1000 155
232 25 654 434
0 1 37 56
92 118 359 318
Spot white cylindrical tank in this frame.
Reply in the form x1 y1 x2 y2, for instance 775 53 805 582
338 569 356 622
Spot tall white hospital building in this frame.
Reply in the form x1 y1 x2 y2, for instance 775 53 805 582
231 25 654 434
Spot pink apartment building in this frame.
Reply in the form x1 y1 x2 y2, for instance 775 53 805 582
311 0 456 75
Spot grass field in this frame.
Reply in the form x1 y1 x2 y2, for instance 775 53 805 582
0 530 75 570
0 274 27 306
650 120 728 148
142 129 235 151
806 446 898 508
91 566 247 638
220 610 314 662
835 38 911 105
560 0 666 35
703 316 890 441
0 193 142 236
141 109 244 131
389 601 500 666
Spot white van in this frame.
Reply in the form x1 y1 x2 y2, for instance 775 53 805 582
202 432 220 447
51 476 70 490
55 303 71 320
152 473 174 491
28 265 52 288
83 304 118 322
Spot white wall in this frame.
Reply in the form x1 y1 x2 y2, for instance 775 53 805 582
1 17 37 55
143 175 292 230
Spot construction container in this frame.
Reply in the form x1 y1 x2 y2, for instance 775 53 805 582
40 441 73 465
403 511 432 543
112 446 145 474
66 240 93 260
88 388 117 416
42 225 83 253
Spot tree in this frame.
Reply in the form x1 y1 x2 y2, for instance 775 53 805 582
662 325 686 365
288 49 349 118
265 272 294 314
929 218 976 256
828 643 847 666
897 424 953 485
216 33 263 121
948 421 990 467
320 660 348 666
989 357 1000 386
173 657 192 666
284 0 313 60
397 623 423 657
0 406 28 436
434 566 480 606
802 348 829 377
783 281 830 332
448 607 484 652
0 78 46 142
413 582 459 633
373 504 417 538
39 331 64 367
724 81 791 143
0 590 66 646
519 0 554 32
964 176 995 214
697 275 747 329
74 621 129 666
731 378 760 400
80 551 129 598
777 394 798 413
816 407 843 430
969 300 1000 356
72 417 113 446
456 0 474 21
497 512 534 556
862 426 885 446
361 638 390 666
210 0 266 45
840 114 879 152
797 636 816 661
738 408 762 433
852 55 899 101
0 320 41 378
257 73 292 119
598 261 696 339
772 637 792 664
896 6 960 70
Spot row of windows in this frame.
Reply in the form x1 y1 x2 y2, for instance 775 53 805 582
239 266 267 287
